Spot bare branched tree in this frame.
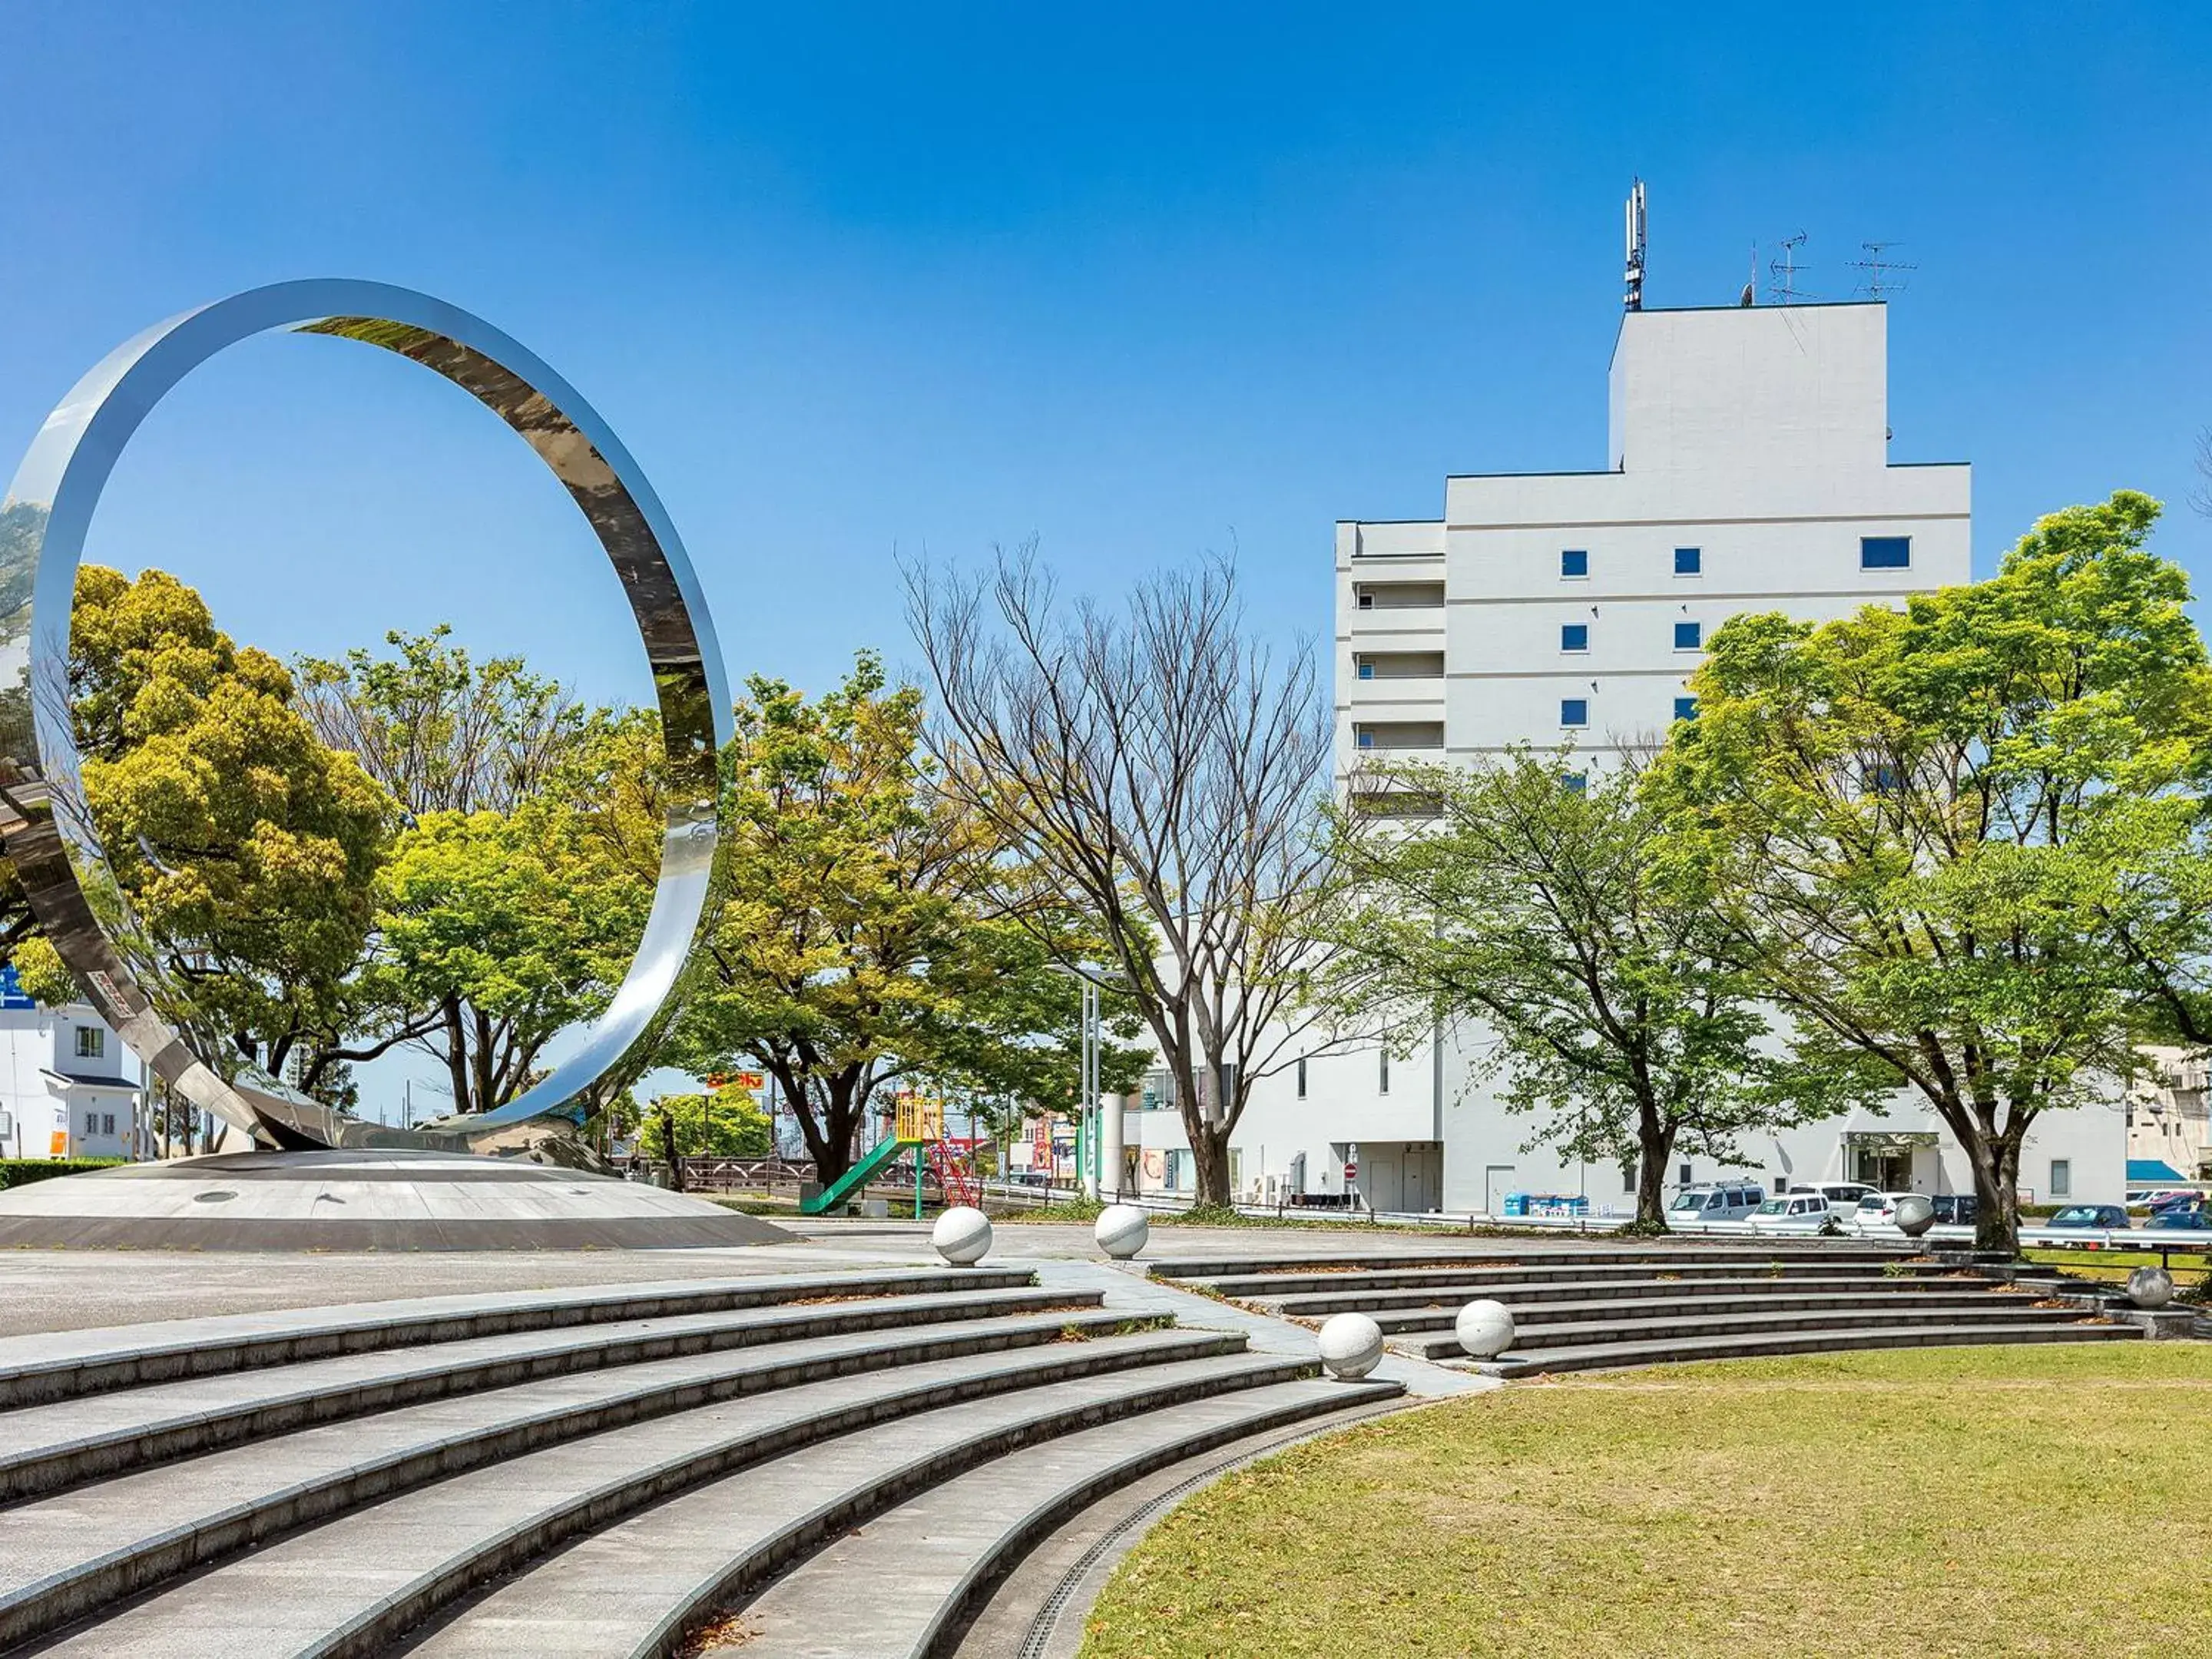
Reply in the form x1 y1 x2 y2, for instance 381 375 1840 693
906 545 1348 1206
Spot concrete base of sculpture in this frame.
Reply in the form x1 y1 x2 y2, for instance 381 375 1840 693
0 1149 794 1251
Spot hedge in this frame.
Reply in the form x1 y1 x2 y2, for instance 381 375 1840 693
0 1157 125 1190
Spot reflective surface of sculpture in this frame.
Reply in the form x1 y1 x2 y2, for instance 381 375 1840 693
0 281 728 1151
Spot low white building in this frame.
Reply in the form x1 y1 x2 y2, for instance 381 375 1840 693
0 969 143 1162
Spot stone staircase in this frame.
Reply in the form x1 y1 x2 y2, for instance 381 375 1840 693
0 1267 1399 1657
1147 1242 2141 1377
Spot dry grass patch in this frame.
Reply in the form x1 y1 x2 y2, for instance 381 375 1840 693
1081 1343 2212 1658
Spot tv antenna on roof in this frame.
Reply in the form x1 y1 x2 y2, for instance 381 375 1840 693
1624 178 1647 312
1767 232 1810 305
1849 240 1917 299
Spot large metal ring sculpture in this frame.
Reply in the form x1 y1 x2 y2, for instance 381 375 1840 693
0 280 729 1151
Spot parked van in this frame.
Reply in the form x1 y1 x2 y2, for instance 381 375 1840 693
1750 1193 1834 1233
1665 1184 1765 1224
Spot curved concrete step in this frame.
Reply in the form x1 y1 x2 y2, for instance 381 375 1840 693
1186 1257 1935 1301
0 1284 1090 1503
0 1267 1035 1409
0 1306 1181 1652
1266 1271 1969 1316
1476 1319 2140 1377
38 1343 1298 1659
725 1378 1402 1659
1393 1300 2101 1359
399 1372 1387 1659
1146 1243 1909 1285
1367 1289 2031 1339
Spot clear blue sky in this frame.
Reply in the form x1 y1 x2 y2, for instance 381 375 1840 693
4 3 2210 1112
5 2 2209 712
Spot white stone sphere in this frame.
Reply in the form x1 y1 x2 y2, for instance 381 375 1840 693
1094 1204 1151 1260
1892 1194 1936 1237
1316 1312 1386 1379
2128 1265 2175 1310
1455 1299 1517 1359
930 1205 993 1266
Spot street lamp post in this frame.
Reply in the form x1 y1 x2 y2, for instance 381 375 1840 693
1050 963 1111 1201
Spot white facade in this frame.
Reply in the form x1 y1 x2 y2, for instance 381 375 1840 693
0 993 142 1161
1164 296 2128 1214
1339 302 1972 774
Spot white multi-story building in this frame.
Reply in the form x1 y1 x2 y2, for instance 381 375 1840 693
0 972 143 1161
1338 299 1969 774
1109 286 2128 1214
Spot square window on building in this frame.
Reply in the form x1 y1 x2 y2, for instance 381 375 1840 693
1357 590 1374 609
75 1027 104 1058
1560 549 1588 578
83 1112 98 1137
1678 1162 1694 1185
1357 660 1375 680
1673 696 1697 722
1357 730 1376 749
1560 698 1588 727
1561 771 1588 795
1674 621 1702 651
1560 623 1589 652
2049 1159 2071 1198
1674 547 1702 575
1861 536 1912 570
101 1113 115 1135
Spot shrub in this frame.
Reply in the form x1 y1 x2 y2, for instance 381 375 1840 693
0 1157 126 1190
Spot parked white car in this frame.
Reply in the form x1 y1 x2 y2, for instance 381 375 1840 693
1846 1191 1920 1233
1749 1193 1834 1233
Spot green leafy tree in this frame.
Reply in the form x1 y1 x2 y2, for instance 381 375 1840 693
1325 750 1887 1227
669 652 1109 1184
643 1081 773 1176
370 792 650 1116
1651 492 2212 1250
53 566 396 1088
292 630 660 1119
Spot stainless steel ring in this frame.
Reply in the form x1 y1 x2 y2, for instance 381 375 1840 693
0 280 728 1151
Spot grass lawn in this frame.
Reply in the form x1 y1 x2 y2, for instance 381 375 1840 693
2022 1245 2210 1289
1081 1344 2212 1658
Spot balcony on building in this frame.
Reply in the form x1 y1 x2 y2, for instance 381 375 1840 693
1349 581 1445 640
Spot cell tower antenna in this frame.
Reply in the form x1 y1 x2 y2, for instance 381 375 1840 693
1767 231 1810 306
1623 177 1647 312
1849 240 1917 299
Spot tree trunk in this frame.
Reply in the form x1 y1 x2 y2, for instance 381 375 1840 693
1944 1100 2026 1254
1188 1121 1233 1208
786 1070 868 1187
1966 1126 2025 1254
659 1108 684 1191
1634 1117 1678 1230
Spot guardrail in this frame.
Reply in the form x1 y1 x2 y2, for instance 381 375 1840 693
984 1186 2212 1266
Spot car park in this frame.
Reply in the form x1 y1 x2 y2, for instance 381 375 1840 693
1666 1184 1766 1224
2044 1204 2130 1230
1749 1193 1833 1233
